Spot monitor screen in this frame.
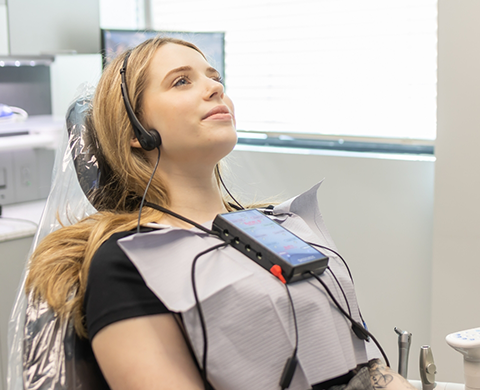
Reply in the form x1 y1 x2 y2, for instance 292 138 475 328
101 29 225 82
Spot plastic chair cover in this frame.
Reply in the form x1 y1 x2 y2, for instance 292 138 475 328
6 84 105 390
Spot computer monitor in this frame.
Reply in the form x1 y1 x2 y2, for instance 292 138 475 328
101 29 225 82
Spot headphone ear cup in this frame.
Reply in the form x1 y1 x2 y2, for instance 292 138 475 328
139 129 162 151
149 129 162 148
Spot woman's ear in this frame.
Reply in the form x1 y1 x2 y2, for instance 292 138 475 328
130 138 142 149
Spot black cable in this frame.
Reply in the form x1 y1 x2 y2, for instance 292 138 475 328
227 202 243 211
191 242 230 388
215 165 244 210
307 242 367 326
307 242 354 282
306 246 372 348
136 146 161 234
144 201 219 236
307 271 390 368
285 285 299 355
280 284 299 390
308 271 361 337
326 266 352 317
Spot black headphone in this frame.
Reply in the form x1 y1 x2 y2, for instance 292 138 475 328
120 51 162 151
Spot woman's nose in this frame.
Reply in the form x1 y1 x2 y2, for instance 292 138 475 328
205 78 225 100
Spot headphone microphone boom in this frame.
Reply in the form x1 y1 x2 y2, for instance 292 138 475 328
120 51 162 151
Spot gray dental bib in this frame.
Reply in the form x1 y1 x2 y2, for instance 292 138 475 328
118 182 376 390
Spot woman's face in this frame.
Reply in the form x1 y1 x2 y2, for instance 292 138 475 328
141 43 237 169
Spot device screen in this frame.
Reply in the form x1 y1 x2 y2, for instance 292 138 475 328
221 209 326 266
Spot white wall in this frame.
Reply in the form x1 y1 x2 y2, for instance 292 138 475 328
0 4 8 55
228 147 435 381
50 54 103 118
431 0 480 383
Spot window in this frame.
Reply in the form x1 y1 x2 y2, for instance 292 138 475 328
99 0 437 148
150 0 437 142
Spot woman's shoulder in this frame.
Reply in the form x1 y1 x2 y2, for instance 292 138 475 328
90 228 154 273
87 232 135 289
85 228 169 341
91 231 136 265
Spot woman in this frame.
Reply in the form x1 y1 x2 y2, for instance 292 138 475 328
25 37 414 390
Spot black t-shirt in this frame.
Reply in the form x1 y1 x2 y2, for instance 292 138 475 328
85 230 170 341
84 230 356 390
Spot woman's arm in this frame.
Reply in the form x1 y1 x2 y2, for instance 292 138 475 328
92 313 204 390
368 359 417 390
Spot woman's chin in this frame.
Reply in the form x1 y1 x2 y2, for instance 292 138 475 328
218 133 238 157
206 130 238 157
208 142 237 165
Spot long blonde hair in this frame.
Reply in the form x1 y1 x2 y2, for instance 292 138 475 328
25 37 236 338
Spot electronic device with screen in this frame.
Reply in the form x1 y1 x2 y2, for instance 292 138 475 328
212 209 329 283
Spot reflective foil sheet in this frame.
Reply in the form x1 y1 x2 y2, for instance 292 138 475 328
7 84 102 390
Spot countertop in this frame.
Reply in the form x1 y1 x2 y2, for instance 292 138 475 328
0 200 45 242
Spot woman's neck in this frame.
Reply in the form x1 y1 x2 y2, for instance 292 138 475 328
155 167 227 229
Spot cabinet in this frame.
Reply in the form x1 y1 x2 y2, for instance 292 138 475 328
2 0 100 56
0 201 43 390
0 235 34 390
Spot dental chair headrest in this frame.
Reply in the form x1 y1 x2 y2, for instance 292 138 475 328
65 95 99 201
65 93 141 212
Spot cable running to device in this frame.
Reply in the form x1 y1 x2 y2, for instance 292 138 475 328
307 271 390 368
326 267 352 317
144 201 219 236
307 242 354 282
307 241 367 326
191 242 230 388
280 284 299 390
136 146 161 234
215 165 245 210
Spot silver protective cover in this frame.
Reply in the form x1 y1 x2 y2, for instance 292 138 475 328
7 84 99 390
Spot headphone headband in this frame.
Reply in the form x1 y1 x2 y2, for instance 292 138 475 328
120 51 162 151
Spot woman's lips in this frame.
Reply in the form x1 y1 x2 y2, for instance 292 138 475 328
203 105 233 121
204 113 233 121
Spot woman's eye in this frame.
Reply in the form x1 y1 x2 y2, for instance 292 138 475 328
173 77 189 87
213 76 224 85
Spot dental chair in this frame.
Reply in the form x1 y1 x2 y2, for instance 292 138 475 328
7 86 108 390
6 86 473 390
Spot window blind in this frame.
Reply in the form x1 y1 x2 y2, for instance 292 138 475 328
150 0 438 140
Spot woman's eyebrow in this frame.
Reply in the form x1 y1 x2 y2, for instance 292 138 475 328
206 67 220 76
163 66 192 81
162 66 219 82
